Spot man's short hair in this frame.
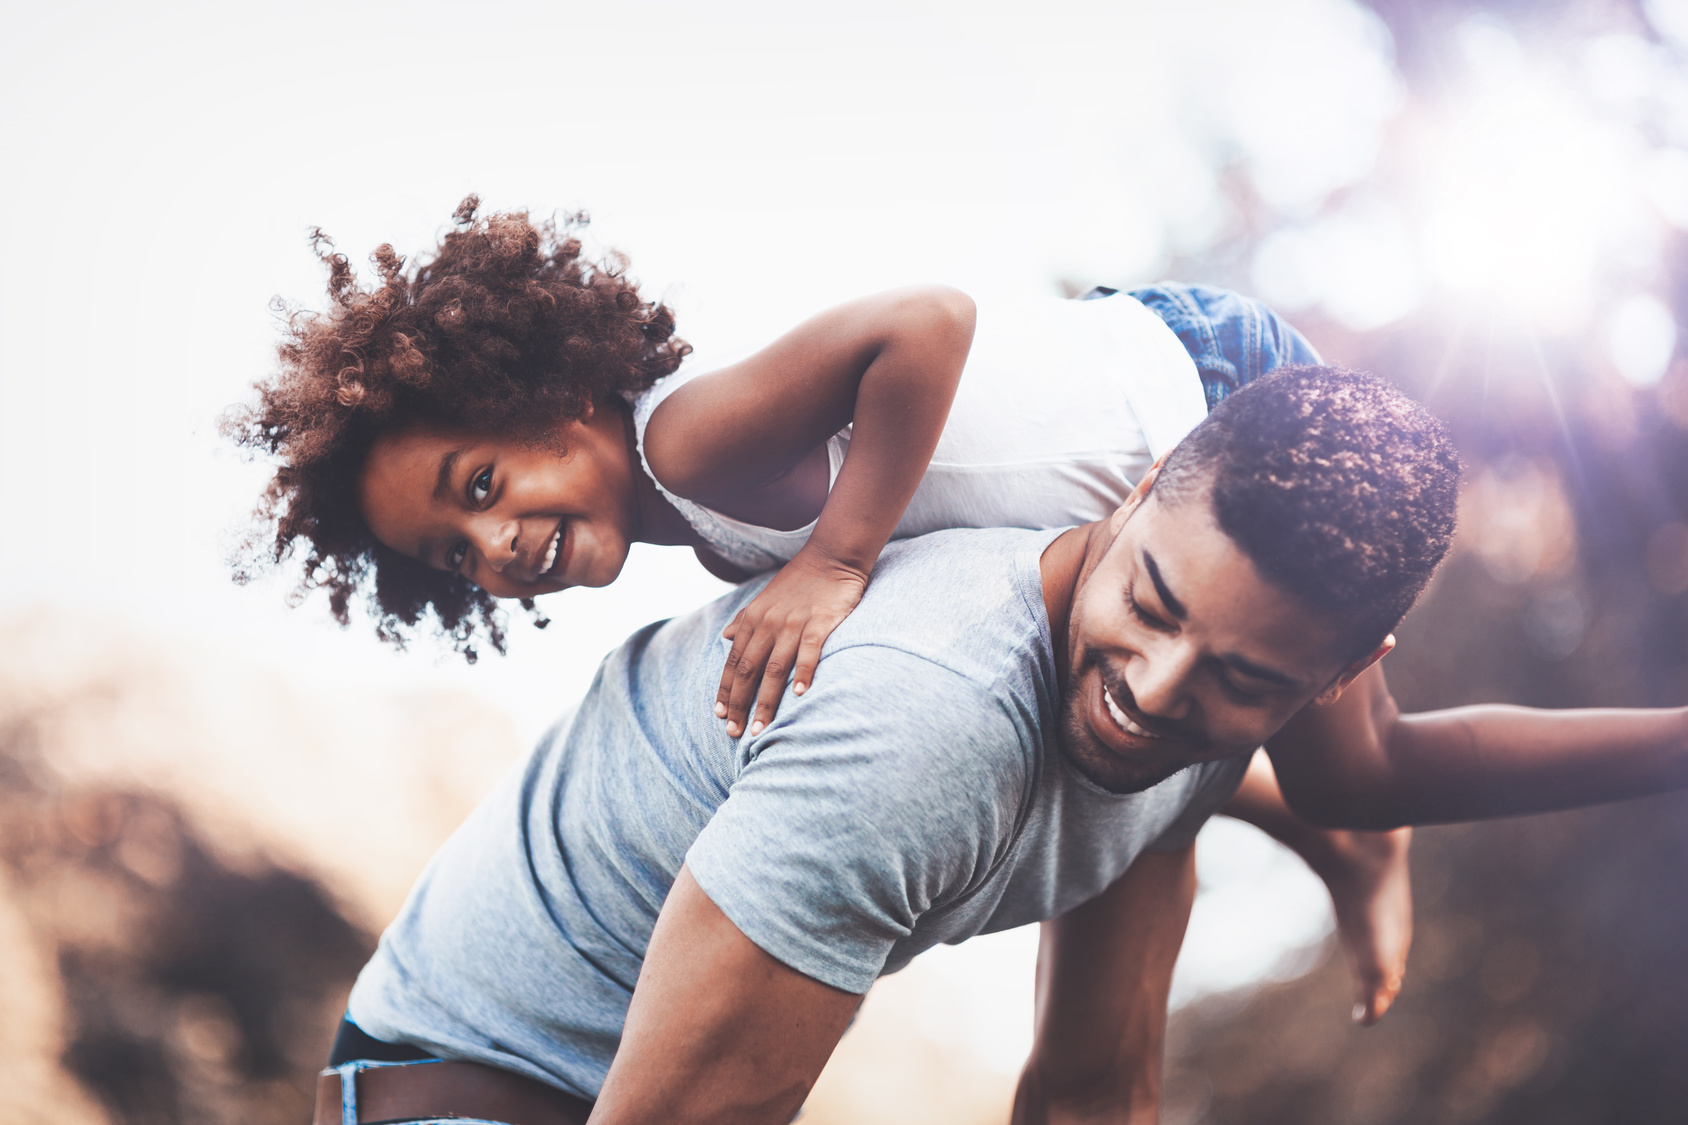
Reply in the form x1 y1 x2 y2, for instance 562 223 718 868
1155 366 1463 654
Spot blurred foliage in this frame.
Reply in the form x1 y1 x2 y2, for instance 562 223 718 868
0 717 369 1125
1164 793 1688 1122
1164 543 1688 1121
1159 0 1688 1120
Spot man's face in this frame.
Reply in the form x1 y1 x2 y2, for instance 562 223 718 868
1058 485 1360 793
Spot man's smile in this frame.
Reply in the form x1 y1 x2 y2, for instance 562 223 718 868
1089 662 1189 753
1102 684 1164 741
1058 664 1200 795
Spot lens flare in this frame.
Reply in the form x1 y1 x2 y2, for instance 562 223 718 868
1421 59 1645 329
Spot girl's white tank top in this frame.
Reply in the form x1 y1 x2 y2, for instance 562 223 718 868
627 291 1207 574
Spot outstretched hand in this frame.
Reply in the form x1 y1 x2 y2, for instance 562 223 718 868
715 546 869 738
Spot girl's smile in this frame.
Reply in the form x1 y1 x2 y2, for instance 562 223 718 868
357 403 645 599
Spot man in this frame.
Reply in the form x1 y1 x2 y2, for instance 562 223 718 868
319 368 1688 1125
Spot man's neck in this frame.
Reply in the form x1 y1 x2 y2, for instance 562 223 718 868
1039 523 1095 676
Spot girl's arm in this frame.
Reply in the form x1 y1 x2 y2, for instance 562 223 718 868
1265 662 1688 829
644 286 976 736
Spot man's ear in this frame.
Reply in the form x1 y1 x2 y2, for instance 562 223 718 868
1106 455 1169 535
1311 634 1396 708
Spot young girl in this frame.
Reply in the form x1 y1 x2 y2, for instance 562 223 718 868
232 196 1410 1023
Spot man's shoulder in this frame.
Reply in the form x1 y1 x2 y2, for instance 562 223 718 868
826 526 1060 674
874 525 1060 575
754 527 1062 780
716 526 1061 765
652 526 1055 651
607 526 1058 771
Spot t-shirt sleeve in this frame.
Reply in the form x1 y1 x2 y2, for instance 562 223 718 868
684 647 1033 994
1141 754 1251 853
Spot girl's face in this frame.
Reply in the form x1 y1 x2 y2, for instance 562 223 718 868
358 404 641 598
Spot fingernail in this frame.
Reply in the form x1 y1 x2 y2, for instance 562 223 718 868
793 682 806 695
749 721 764 735
1352 1003 1367 1023
714 702 726 717
726 722 741 737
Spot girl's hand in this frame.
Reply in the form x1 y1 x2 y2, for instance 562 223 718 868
715 546 870 738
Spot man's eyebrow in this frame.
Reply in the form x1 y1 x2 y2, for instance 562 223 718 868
434 449 464 502
1222 653 1300 688
1141 551 1187 620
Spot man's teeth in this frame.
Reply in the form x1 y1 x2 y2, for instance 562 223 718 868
1102 686 1160 739
541 528 561 575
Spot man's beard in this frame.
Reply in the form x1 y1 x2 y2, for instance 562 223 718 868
1055 646 1205 795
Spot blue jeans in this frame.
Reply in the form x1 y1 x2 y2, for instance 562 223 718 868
1085 283 1322 411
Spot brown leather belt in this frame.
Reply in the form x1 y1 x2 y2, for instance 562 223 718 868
313 1059 593 1125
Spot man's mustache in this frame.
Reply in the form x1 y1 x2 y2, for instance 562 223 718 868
1078 647 1200 747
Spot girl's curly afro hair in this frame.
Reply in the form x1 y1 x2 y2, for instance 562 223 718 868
224 195 690 661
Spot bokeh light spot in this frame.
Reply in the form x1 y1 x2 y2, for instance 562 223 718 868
1608 294 1678 386
1642 147 1688 229
1252 197 1421 330
1647 0 1688 51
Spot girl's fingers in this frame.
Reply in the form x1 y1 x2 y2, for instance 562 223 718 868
716 619 757 719
725 628 779 736
791 628 828 698
749 634 802 734
722 610 743 641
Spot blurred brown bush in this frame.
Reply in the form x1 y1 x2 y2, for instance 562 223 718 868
0 719 369 1124
0 613 525 1124
1162 541 1688 1121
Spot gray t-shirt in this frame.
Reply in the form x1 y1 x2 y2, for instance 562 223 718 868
347 528 1248 1100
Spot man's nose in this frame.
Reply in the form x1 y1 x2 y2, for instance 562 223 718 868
1126 639 1197 723
473 517 521 571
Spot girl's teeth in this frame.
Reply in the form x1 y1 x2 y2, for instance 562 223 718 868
542 528 561 574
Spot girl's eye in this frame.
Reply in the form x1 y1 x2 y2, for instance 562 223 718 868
470 468 493 504
446 541 469 571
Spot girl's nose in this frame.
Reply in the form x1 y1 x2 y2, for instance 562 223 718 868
475 518 521 571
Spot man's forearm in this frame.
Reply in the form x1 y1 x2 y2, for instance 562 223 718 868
1011 847 1196 1125
589 866 861 1125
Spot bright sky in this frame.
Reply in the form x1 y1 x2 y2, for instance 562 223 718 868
0 0 1406 735
9 0 1682 1046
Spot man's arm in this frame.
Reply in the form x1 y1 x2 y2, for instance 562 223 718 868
588 865 862 1125
1266 662 1688 830
1011 846 1198 1125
